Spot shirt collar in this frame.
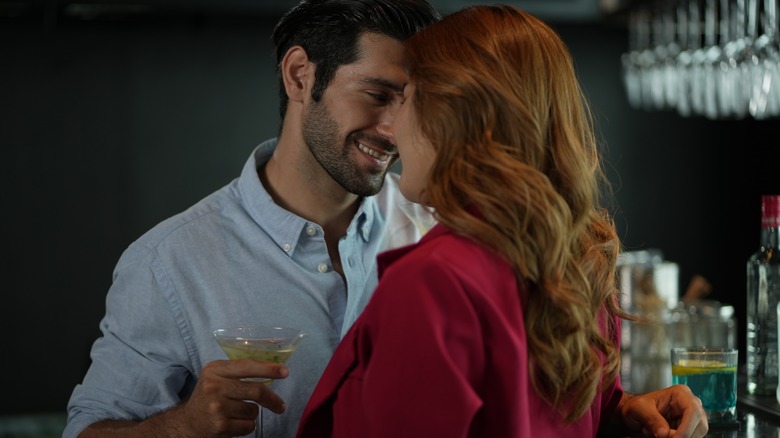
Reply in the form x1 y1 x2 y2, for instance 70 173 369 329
375 202 480 277
350 199 373 242
376 223 446 278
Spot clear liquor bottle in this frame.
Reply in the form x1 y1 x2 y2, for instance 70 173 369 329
747 194 780 395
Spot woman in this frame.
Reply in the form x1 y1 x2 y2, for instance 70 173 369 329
297 5 707 437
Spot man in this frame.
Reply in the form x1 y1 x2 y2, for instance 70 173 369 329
64 1 441 437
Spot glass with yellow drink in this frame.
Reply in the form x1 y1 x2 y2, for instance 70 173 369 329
213 326 305 384
671 347 738 423
213 326 305 438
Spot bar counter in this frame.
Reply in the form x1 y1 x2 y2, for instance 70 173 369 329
722 389 780 438
605 390 780 437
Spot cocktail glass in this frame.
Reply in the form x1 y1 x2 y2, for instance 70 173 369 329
213 325 305 384
213 325 305 437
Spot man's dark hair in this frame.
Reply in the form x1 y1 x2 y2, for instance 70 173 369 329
271 0 441 120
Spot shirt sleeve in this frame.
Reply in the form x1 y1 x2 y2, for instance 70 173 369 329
355 258 485 438
63 248 193 438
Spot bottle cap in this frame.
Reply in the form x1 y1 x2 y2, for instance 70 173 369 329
761 195 780 227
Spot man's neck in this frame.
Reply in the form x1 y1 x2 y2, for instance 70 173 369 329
259 147 360 238
259 150 359 278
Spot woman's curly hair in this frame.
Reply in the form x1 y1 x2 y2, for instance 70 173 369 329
404 4 634 422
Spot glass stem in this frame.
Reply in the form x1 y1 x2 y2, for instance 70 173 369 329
258 408 263 438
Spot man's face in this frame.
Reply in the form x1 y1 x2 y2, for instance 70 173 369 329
302 32 407 197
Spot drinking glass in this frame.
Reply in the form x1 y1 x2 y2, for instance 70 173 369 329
213 326 305 437
671 347 738 424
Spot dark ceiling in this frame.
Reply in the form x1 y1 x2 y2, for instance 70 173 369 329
0 0 634 24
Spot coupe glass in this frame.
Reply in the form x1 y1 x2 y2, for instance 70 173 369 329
213 325 305 437
213 325 305 384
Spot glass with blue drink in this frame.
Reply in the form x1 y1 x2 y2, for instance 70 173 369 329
671 347 738 423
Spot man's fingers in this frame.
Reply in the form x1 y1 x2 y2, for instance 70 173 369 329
207 358 290 380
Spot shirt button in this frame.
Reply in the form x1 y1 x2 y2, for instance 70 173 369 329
283 244 292 252
347 258 354 267
306 226 316 236
317 263 329 273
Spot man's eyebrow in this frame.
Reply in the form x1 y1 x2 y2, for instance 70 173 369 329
360 77 405 94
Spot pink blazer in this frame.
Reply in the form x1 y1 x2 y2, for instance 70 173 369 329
297 223 623 438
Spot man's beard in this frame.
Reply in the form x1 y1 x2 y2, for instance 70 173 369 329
302 100 392 197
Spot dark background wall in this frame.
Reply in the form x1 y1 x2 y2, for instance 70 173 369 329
2 6 779 416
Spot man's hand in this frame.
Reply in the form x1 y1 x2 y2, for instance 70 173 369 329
79 359 289 438
175 359 290 435
616 385 709 438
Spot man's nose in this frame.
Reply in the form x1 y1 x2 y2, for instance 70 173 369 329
376 106 399 142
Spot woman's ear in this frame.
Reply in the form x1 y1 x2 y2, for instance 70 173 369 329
280 46 313 104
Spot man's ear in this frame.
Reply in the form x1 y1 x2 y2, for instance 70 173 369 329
280 46 313 103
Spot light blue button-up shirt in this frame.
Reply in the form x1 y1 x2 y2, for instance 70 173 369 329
64 139 429 438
